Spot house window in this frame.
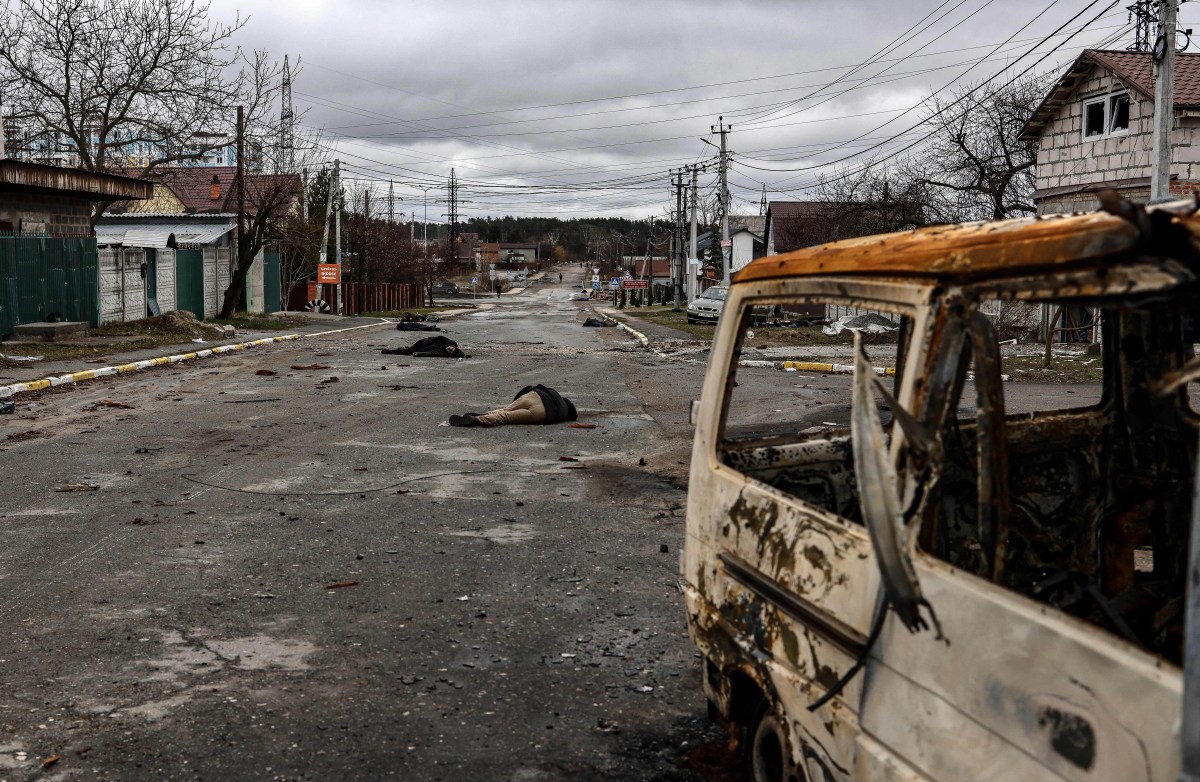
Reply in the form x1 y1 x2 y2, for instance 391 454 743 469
1083 92 1130 139
1084 99 1106 138
1108 93 1130 134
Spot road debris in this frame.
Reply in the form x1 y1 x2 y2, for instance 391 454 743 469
568 423 597 429
324 580 359 590
55 483 97 492
558 456 579 462
41 755 60 769
291 364 331 370
97 399 135 409
0 400 13 414
6 430 47 441
255 369 278 376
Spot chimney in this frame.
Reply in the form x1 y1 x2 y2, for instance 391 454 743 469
210 174 221 201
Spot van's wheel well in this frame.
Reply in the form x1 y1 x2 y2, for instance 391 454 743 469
727 671 765 731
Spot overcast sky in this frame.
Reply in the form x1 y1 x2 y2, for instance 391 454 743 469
208 0 1179 220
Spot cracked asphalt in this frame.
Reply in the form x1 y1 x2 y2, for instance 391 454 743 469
0 269 737 782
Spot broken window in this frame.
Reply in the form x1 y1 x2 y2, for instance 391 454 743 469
1083 99 1106 138
1108 93 1130 134
717 297 909 519
918 293 1194 663
977 298 1104 414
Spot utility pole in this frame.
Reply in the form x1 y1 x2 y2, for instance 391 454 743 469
713 116 732 284
759 183 767 216
689 165 699 303
673 170 685 311
236 105 246 308
301 168 308 221
1151 0 1177 200
362 185 370 285
334 159 342 314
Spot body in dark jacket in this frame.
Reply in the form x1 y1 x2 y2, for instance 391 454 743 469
382 336 465 358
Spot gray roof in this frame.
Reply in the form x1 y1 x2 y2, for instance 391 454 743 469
95 220 234 248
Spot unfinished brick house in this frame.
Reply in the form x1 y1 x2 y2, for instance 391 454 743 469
1021 49 1200 215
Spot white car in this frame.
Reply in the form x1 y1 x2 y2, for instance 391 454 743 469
686 286 727 324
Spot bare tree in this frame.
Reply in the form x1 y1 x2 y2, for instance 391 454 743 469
0 0 252 202
920 74 1051 221
222 127 326 318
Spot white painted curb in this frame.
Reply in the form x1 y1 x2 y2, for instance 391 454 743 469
737 358 895 376
0 320 389 399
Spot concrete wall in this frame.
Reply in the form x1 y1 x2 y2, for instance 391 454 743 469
0 192 93 235
202 245 232 318
157 248 176 313
1034 66 1200 214
245 250 264 314
99 247 146 323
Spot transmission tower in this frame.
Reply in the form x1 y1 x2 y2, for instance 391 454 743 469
280 55 295 173
1128 1 1157 51
759 183 767 216
447 168 459 262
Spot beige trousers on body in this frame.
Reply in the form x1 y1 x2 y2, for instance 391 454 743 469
475 391 546 427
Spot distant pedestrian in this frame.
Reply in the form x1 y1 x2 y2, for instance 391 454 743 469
558 273 563 283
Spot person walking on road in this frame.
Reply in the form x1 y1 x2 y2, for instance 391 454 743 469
558 272 563 283
449 384 577 427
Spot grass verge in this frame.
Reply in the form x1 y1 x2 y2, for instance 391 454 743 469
1003 354 1104 384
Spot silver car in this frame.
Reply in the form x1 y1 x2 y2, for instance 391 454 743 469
686 286 727 324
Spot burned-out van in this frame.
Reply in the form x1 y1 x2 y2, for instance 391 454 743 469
683 197 1200 782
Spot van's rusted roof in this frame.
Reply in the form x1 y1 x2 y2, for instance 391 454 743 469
732 208 1170 285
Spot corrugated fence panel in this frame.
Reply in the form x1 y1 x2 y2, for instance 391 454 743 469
0 236 99 334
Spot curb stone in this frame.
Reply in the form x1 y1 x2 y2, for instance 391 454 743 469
0 320 390 400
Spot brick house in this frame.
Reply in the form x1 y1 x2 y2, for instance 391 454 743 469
1020 49 1200 215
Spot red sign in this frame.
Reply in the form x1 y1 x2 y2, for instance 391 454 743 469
622 279 649 289
317 263 340 284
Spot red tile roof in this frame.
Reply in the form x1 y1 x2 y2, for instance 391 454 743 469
116 166 300 213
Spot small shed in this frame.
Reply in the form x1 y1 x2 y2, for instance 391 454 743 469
0 161 150 334
94 215 240 321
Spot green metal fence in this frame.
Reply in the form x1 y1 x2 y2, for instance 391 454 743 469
0 234 99 335
175 248 205 320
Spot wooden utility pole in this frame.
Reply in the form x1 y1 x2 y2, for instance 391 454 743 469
236 105 246 309
1151 0 1177 200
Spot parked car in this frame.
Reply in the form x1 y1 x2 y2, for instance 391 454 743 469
686 286 727 323
684 198 1200 781
430 280 460 296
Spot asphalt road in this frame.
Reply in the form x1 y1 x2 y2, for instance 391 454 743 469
0 268 1096 781
0 268 740 782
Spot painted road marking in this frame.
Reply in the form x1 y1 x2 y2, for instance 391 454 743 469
0 321 390 400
